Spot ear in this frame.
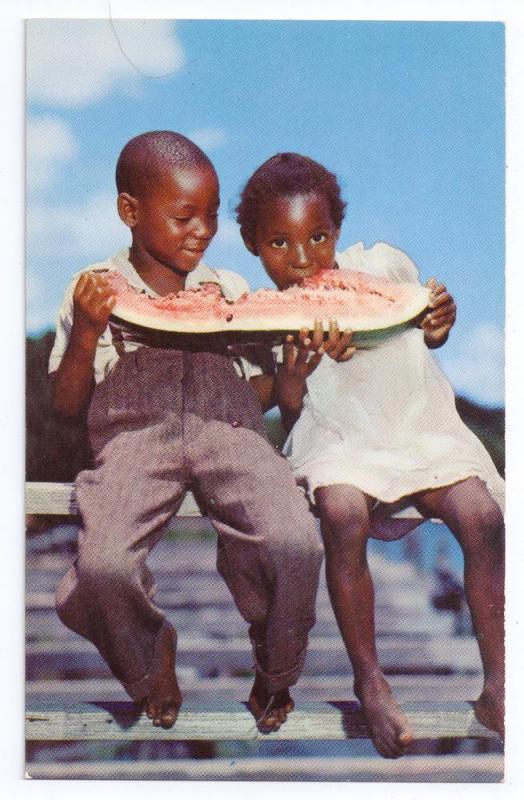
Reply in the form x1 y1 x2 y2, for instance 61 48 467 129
241 232 258 257
117 192 139 228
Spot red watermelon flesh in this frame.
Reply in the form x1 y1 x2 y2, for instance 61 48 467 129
106 269 430 340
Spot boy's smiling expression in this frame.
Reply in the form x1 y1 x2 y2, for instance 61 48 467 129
248 192 339 289
119 163 219 285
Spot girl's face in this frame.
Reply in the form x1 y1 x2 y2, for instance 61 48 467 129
249 192 339 289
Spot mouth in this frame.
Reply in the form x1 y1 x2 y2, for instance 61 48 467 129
290 265 316 278
183 245 208 254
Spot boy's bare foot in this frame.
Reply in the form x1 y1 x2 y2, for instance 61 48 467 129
355 674 414 758
474 681 504 738
144 623 182 729
248 673 295 733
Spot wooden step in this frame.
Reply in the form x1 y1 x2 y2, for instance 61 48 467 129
25 635 480 678
25 700 498 742
26 673 484 703
25 753 504 782
25 609 456 642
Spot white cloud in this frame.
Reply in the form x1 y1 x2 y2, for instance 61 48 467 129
27 191 127 264
189 128 227 153
440 322 504 406
27 20 184 107
214 216 242 245
26 116 78 194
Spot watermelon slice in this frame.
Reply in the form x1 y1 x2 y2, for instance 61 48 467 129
107 269 430 347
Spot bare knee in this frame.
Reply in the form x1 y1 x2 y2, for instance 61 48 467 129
315 485 370 563
455 499 504 562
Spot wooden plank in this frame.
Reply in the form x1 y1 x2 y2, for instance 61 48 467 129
25 700 498 741
25 753 504 782
26 482 201 518
25 673 484 703
25 635 481 677
26 601 453 642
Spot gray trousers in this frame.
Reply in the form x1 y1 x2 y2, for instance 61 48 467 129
56 348 323 700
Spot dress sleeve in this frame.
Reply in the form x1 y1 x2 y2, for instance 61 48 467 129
369 242 421 285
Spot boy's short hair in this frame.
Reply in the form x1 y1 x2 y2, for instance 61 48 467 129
116 131 215 197
236 152 346 245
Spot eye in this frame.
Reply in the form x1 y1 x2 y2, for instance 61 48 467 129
173 216 191 222
311 232 327 244
271 238 287 249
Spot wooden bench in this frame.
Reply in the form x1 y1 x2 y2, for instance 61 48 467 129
25 481 500 776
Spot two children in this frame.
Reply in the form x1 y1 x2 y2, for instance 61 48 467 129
236 153 505 757
49 134 504 754
49 132 323 732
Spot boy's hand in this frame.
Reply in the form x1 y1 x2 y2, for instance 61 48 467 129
323 319 356 362
72 272 117 342
420 278 456 348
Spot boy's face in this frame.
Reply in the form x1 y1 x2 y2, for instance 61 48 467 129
248 192 339 290
129 164 219 274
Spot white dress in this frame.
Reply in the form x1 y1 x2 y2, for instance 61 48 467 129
283 241 505 540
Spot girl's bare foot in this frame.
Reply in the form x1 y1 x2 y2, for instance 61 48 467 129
144 623 182 729
248 673 295 733
474 681 504 738
355 674 414 758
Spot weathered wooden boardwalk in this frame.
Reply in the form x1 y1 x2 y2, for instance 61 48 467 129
25 486 503 782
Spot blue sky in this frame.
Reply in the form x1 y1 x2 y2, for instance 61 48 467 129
26 19 505 405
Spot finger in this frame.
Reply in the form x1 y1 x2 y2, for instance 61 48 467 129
429 289 451 309
282 335 296 366
311 319 324 350
329 328 353 360
297 327 310 346
306 351 323 375
295 341 312 368
324 319 339 353
429 284 446 308
337 346 357 362
425 307 456 326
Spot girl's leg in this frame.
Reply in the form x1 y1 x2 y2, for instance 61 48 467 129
415 477 504 736
315 484 413 758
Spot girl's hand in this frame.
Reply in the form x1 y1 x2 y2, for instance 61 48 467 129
323 319 356 362
72 272 117 343
421 278 456 348
275 324 324 429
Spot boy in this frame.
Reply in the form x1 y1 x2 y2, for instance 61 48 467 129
49 131 323 731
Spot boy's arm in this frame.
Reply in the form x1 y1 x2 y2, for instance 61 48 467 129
420 278 457 349
50 272 116 417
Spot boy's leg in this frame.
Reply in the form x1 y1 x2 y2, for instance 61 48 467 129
315 484 414 758
187 418 323 732
415 477 504 737
55 424 187 726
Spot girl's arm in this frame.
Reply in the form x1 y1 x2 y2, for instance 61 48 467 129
51 272 116 417
275 333 323 433
421 279 457 349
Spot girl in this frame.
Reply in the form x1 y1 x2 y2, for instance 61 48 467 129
237 153 505 758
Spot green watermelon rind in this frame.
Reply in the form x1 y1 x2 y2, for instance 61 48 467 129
109 282 430 346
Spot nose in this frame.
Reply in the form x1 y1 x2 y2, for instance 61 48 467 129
291 243 311 268
192 215 217 240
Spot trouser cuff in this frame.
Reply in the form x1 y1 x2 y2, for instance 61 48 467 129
251 646 308 694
